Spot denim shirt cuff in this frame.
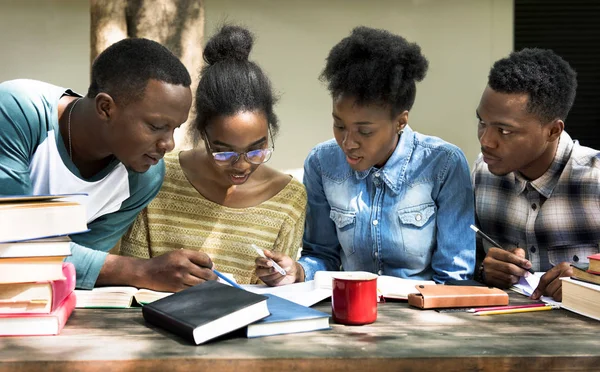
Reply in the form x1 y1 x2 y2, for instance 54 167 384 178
298 257 320 281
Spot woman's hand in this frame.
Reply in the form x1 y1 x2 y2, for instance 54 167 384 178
255 250 304 286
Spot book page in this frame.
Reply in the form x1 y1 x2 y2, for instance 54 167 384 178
134 289 173 304
314 271 435 300
510 273 561 307
377 276 436 300
242 281 331 307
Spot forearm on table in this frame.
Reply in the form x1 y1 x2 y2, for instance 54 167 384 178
95 254 146 288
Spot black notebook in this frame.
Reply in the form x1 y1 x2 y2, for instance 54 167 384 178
142 281 269 345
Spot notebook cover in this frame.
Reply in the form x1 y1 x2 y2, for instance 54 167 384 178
407 285 509 309
246 294 330 338
142 281 269 344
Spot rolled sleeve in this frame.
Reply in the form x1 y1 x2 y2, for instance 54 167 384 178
65 242 109 289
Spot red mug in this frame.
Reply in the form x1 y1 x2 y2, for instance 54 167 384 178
331 272 378 325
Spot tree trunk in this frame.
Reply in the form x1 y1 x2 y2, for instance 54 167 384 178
90 0 203 150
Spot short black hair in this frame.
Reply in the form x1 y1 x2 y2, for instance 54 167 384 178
488 48 577 123
320 26 428 118
87 38 191 105
192 25 278 144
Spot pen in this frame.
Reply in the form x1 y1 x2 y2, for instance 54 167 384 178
474 305 554 316
468 303 549 313
213 269 243 289
469 224 535 275
252 244 287 276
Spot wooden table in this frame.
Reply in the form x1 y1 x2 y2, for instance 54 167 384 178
1 292 599 372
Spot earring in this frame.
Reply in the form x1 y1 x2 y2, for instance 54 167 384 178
397 128 403 135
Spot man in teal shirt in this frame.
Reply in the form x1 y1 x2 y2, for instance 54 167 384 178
0 38 217 290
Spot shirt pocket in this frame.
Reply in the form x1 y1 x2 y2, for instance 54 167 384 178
397 202 436 257
329 208 357 257
547 244 600 268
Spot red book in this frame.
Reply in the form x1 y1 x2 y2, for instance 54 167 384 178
0 291 76 336
0 262 76 314
587 253 600 275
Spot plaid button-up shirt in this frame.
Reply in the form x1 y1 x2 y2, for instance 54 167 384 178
473 131 600 271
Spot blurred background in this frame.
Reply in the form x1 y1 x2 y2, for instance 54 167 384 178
2 1 593 173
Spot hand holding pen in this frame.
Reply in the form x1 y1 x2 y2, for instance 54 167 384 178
470 225 534 289
253 245 300 287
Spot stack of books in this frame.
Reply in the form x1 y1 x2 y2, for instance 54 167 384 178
561 254 600 321
0 194 88 336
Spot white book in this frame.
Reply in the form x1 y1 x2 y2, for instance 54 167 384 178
0 236 72 258
560 277 600 321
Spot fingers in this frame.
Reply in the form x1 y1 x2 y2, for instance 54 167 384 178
258 270 288 286
532 262 572 301
509 247 527 259
255 251 298 287
264 249 287 262
255 256 273 269
184 250 213 269
489 247 532 272
482 248 533 289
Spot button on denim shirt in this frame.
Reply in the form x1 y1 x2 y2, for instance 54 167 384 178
298 126 475 283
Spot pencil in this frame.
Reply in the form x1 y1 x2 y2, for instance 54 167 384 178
469 224 535 275
213 269 243 290
474 305 553 316
469 303 549 313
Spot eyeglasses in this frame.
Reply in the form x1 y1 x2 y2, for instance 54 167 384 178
203 130 275 166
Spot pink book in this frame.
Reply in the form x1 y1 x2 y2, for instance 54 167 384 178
0 291 76 336
0 262 76 314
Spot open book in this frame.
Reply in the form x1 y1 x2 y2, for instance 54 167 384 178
243 271 436 307
76 271 436 308
314 271 436 300
510 272 561 307
74 287 172 308
74 274 239 308
242 281 331 307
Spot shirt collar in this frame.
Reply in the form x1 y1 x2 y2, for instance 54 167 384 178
353 125 415 194
513 131 573 198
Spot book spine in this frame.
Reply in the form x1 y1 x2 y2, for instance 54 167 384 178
55 292 77 335
50 262 76 312
141 305 195 343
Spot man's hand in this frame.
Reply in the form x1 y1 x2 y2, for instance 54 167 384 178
482 247 532 288
531 262 572 301
137 249 217 292
98 249 217 293
255 250 303 287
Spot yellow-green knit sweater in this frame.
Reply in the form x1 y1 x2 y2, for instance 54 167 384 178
119 152 307 285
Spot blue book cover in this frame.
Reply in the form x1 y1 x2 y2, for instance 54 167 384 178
246 294 331 338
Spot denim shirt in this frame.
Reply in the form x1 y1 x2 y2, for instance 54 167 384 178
298 126 475 283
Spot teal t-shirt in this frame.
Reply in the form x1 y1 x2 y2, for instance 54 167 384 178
0 79 164 289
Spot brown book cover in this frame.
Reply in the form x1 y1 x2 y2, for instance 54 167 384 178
407 285 509 309
570 265 600 286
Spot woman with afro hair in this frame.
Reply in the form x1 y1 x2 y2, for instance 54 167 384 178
256 26 475 285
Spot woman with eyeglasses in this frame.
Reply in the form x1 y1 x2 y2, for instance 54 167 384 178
119 25 307 286
256 26 475 286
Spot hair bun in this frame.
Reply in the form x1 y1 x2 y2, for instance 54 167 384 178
203 25 254 65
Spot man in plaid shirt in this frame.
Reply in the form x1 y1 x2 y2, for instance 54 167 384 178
473 48 600 301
